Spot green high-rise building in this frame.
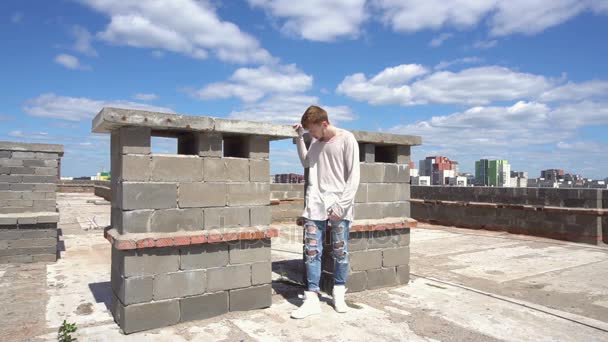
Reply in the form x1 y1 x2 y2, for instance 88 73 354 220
475 159 510 186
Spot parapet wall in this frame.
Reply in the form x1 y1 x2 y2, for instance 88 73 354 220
411 186 607 245
0 141 63 263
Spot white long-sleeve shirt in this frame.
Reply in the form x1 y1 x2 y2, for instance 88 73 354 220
296 130 360 221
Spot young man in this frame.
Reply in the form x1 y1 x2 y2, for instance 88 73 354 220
291 105 360 319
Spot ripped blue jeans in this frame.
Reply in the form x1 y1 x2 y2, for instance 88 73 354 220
304 219 350 292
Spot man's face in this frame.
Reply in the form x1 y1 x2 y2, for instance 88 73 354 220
306 122 328 140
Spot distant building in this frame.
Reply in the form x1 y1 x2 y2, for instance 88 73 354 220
411 176 431 186
410 168 419 177
541 169 564 181
419 156 458 185
510 171 528 188
475 159 511 187
448 176 467 186
273 173 304 183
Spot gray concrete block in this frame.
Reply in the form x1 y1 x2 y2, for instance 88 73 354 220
359 143 375 163
151 155 203 182
35 152 59 160
116 298 180 334
350 250 382 271
112 267 153 305
33 200 55 209
367 183 399 202
113 247 180 277
22 175 56 183
0 216 18 225
0 167 10 174
0 183 8 191
245 136 270 159
180 243 229 270
120 155 151 181
250 159 270 182
180 291 228 322
0 255 33 263
0 246 56 257
251 261 272 285
227 183 269 206
118 127 151 155
346 271 367 293
229 284 272 311
8 238 56 248
118 209 153 234
397 265 410 285
367 268 397 289
34 184 57 192
34 167 57 176
0 192 22 200
397 184 411 201
8 200 33 207
360 163 385 183
204 207 250 229
153 270 206 300
0 175 22 183
369 230 402 249
384 164 409 183
206 264 251 292
0 151 10 158
348 232 368 251
0 158 23 167
149 208 203 232
250 206 271 226
178 183 226 208
10 167 35 175
385 201 410 218
204 158 249 182
354 203 386 220
20 191 46 200
32 254 56 262
355 184 367 203
229 238 271 264
11 152 36 159
121 182 177 210
196 132 223 157
383 247 410 267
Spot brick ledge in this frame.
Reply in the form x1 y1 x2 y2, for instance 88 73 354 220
295 217 417 232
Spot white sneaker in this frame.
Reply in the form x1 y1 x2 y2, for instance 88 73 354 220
332 285 348 313
291 291 321 319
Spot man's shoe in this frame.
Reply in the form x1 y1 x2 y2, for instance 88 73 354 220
291 291 321 319
333 285 348 313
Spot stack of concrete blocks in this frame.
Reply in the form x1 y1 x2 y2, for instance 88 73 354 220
270 183 305 222
296 132 421 294
411 186 607 246
0 141 63 263
92 107 294 334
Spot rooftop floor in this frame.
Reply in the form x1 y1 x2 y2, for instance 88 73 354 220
1 193 607 341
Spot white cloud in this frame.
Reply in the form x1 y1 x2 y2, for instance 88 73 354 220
195 64 313 102
133 93 159 101
23 93 174 121
151 50 165 58
72 25 98 56
229 94 355 124
79 0 274 64
556 140 603 153
434 57 481 70
429 33 453 47
372 0 607 37
473 39 497 49
248 0 367 42
538 81 608 102
54 54 90 70
11 12 23 23
8 130 54 140
338 65 553 106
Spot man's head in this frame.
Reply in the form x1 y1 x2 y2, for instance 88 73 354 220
301 105 330 140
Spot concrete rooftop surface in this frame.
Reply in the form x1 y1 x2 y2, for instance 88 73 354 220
1 193 608 341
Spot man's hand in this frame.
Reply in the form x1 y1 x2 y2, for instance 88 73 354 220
328 205 342 221
293 123 304 137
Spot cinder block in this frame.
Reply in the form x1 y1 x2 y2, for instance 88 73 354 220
33 200 55 209
20 191 46 200
204 207 250 229
229 284 272 311
246 136 270 159
206 264 251 292
112 267 153 305
113 247 179 277
196 132 223 157
0 167 9 174
397 265 410 285
348 232 368 251
350 250 382 271
346 271 367 293
115 298 180 334
32 254 56 262
11 152 36 159
250 206 271 226
180 243 229 270
35 152 59 160
120 155 151 181
355 184 367 203
0 192 22 200
385 201 410 218
22 175 56 183
250 160 270 182
354 203 385 220
367 268 397 289
34 167 57 176
367 184 399 202
229 238 271 264
149 208 203 233
397 184 410 201
204 158 249 182
0 246 56 257
368 230 401 249
251 261 272 285
10 167 35 175
8 200 33 207
0 151 11 158
360 163 385 183
384 164 409 183
9 238 56 248
0 175 22 183
180 291 228 322
383 247 410 267
227 183 269 206
178 183 226 208
359 143 375 163
121 182 177 210
118 127 151 155
117 209 153 234
0 159 22 167
151 155 203 182
0 183 8 190
153 270 206 300
34 184 56 192
0 255 33 263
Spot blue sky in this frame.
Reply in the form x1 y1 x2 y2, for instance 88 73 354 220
1 0 607 179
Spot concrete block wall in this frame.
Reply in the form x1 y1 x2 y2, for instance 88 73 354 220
411 186 608 246
111 239 272 334
270 183 304 222
0 142 62 263
320 227 411 294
